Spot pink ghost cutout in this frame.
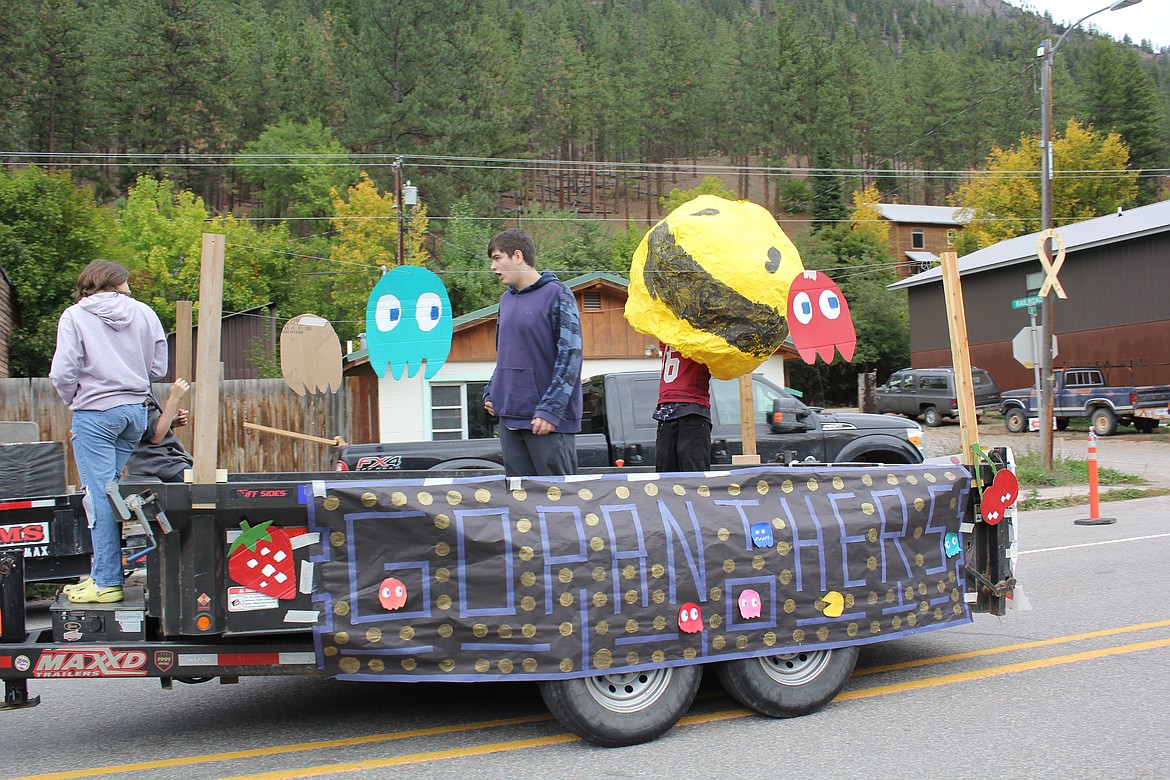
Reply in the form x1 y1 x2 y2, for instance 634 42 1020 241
678 602 703 633
378 577 407 610
787 270 856 364
738 589 762 619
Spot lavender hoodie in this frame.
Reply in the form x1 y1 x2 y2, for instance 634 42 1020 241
49 292 168 411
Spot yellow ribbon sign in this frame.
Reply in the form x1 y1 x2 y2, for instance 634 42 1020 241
1036 228 1068 299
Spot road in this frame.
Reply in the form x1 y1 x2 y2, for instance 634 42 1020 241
5 492 1169 779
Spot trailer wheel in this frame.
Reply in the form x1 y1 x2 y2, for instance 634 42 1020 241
1055 418 1070 431
539 664 702 747
715 646 858 718
1134 418 1158 434
1004 408 1027 433
922 405 942 427
1091 408 1118 436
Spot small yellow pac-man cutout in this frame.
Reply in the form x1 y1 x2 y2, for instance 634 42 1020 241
821 590 845 618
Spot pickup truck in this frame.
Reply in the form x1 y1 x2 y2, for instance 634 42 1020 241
1000 366 1170 435
336 371 926 472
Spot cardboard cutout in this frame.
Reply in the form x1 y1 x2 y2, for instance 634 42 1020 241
365 266 453 380
280 314 343 396
786 271 857 364
624 195 806 379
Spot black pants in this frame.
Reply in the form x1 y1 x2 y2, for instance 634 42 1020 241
655 415 712 473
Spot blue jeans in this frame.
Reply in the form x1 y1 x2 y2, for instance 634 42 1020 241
71 404 147 587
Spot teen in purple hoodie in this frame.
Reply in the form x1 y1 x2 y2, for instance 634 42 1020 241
50 259 167 604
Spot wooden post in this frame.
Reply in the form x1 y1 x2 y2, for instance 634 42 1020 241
174 300 193 450
939 251 979 466
732 374 761 466
192 234 225 485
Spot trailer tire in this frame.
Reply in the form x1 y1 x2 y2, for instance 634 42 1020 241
1134 418 1158 434
1055 418 1069 431
1091 407 1118 436
715 646 858 718
1004 408 1027 434
539 664 702 747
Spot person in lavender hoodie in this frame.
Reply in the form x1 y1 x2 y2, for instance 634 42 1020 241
50 259 167 604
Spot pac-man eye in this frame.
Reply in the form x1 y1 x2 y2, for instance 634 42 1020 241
792 291 814 325
818 289 842 320
375 294 403 331
416 292 443 332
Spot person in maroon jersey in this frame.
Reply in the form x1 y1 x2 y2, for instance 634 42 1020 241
653 344 712 472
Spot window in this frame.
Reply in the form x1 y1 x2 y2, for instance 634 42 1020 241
710 378 792 427
911 228 925 249
946 229 956 246
919 376 947 390
430 382 495 440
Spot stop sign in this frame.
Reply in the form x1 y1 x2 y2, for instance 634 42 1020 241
1012 326 1058 369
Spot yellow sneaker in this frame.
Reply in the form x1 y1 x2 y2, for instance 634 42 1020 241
67 581 124 604
61 578 94 596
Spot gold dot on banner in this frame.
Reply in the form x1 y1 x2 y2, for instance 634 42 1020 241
757 480 770 496
728 483 741 497
905 586 915 601
366 627 382 643
845 594 855 608
417 492 433 506
887 589 896 603
652 590 665 604
867 556 878 571
913 527 923 539
435 542 450 557
339 657 359 674
870 620 881 634
710 614 723 629
723 559 736 574
596 620 609 635
625 590 638 605
334 602 350 617
625 619 639 634
752 555 765 570
521 571 536 587
717 527 731 542
698 486 711 498
577 488 593 502
592 567 606 582
772 517 786 530
763 631 777 647
558 568 573 584
519 546 534 561
683 648 697 660
559 592 574 607
523 658 538 673
862 474 873 487
369 658 385 672
914 497 925 512
585 513 600 527
847 623 858 637
590 537 605 552
323 646 338 657
892 615 902 630
943 471 956 482
861 502 875 516
437 595 452 610
593 592 608 608
499 624 513 638
399 626 414 641
651 563 665 578
784 599 796 614
547 486 562 501
868 592 878 605
815 627 828 643
472 623 488 638
780 570 792 586
626 651 640 666
439 659 455 672
594 649 612 669
919 583 928 596
623 565 636 580
806 478 819 492
673 484 686 496
938 581 947 593
334 631 349 645
616 486 630 499
949 571 957 583
736 635 749 650
474 488 491 504
792 628 805 642
560 659 574 673
475 659 489 673
329 531 345 547
951 589 961 602
391 492 407 507
777 541 792 556
887 474 899 486
522 623 536 638
517 518 531 533
512 488 527 501
445 490 462 505
434 514 450 530
934 607 944 620
712 635 726 650
908 613 918 627
401 658 418 671
653 615 667 630
925 472 937 483
559 622 574 636
323 496 340 511
867 528 878 543
644 483 659 497
953 603 963 615
361 492 377 508
710 586 723 601
436 568 450 583
907 475 918 485
915 553 925 567
950 497 958 510
832 477 844 490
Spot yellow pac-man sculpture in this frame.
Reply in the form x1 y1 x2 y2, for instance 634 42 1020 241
624 195 806 379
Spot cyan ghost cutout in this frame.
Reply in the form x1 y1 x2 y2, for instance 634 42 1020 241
365 266 453 380
944 533 961 558
750 522 774 548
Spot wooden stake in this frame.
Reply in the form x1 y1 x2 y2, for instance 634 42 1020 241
173 300 193 451
732 373 762 466
939 251 979 466
243 421 347 447
192 234 225 485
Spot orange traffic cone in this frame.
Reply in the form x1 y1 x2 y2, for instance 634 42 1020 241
1075 431 1115 526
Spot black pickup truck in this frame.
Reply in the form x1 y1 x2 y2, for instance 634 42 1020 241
335 371 926 471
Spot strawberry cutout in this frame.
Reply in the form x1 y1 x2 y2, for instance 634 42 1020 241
228 520 297 599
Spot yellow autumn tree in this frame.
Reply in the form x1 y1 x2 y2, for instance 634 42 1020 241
848 182 890 247
952 119 1137 254
329 172 430 342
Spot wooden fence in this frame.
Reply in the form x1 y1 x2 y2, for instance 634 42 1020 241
0 377 378 486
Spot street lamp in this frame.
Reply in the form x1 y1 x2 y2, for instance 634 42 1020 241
1036 0 1141 471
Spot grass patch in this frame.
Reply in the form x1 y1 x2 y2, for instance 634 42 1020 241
1017 485 1170 511
1012 450 1145 488
25 583 61 601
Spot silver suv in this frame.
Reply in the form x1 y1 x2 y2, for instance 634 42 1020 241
876 367 1001 427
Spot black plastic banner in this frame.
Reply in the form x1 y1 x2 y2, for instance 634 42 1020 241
308 464 971 681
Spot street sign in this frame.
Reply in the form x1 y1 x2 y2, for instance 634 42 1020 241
1012 326 1058 368
1012 295 1044 309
